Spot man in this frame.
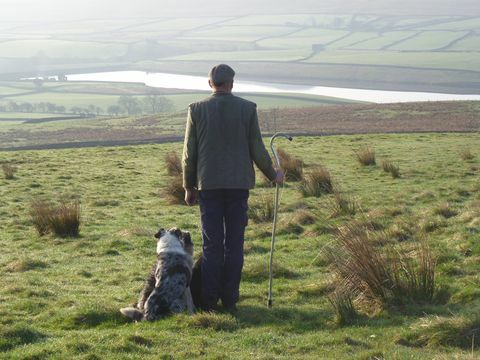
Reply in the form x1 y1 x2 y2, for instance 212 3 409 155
182 64 284 312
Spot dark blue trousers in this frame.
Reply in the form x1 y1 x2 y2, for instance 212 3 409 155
199 189 249 308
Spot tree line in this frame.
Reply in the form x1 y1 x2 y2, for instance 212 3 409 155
0 95 174 116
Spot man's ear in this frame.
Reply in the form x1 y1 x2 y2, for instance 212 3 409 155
154 228 165 239
208 79 213 89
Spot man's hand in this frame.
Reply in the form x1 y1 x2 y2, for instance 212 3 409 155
274 169 285 185
184 188 198 206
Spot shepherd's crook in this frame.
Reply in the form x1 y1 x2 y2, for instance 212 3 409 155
268 132 293 308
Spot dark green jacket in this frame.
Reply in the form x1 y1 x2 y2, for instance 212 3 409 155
182 92 276 190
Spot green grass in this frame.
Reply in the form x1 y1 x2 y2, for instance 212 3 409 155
0 133 479 358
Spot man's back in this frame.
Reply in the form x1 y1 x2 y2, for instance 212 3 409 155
183 92 275 191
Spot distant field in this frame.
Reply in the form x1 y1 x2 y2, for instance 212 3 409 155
0 13 479 94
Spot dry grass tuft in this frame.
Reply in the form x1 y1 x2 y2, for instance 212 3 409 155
381 159 400 178
248 194 274 223
6 259 48 272
328 287 358 325
2 164 17 179
330 190 357 217
397 315 480 350
30 199 81 237
434 202 458 219
277 147 303 181
460 148 475 161
326 221 436 308
181 312 238 331
300 166 333 197
162 176 186 205
355 146 376 166
164 151 182 176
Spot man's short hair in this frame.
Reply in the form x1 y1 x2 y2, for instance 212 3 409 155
209 64 235 87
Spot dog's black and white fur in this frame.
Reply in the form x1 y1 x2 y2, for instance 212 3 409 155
120 227 194 321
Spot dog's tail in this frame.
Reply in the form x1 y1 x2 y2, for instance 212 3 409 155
120 307 144 321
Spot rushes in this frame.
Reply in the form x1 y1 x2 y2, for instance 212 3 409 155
300 166 333 197
460 148 474 161
326 221 436 309
248 194 274 223
2 164 17 179
355 146 376 166
381 159 400 178
164 151 182 176
30 199 81 237
277 148 303 181
163 176 186 205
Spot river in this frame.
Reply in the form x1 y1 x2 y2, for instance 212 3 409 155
66 70 480 104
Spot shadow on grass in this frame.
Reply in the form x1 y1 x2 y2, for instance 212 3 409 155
63 307 130 329
237 305 330 333
0 326 47 352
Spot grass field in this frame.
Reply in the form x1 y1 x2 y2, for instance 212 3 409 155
0 133 479 359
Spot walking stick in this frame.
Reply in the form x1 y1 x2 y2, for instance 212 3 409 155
268 133 293 308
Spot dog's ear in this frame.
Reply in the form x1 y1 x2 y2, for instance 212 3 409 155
182 231 192 245
154 228 165 239
171 227 183 239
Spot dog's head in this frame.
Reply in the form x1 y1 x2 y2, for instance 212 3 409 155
154 227 193 256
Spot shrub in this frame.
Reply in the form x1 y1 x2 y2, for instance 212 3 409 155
300 166 333 197
277 147 303 181
162 176 186 205
355 146 376 166
30 199 81 237
164 151 182 176
326 221 436 308
460 148 474 161
2 164 17 179
381 159 400 178
248 194 274 223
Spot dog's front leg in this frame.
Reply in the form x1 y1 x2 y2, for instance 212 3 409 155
184 287 194 314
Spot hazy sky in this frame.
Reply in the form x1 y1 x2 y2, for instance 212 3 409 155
1 0 478 22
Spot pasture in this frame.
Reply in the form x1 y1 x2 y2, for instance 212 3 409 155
0 133 479 359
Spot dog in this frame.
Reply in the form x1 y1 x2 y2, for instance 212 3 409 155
120 227 195 321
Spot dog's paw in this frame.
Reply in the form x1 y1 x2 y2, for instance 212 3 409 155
120 307 144 322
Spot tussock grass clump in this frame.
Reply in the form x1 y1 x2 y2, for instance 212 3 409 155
277 147 303 181
460 148 475 161
434 202 457 219
6 259 48 273
397 315 480 350
300 166 333 197
355 146 376 166
248 194 274 223
182 313 238 331
330 190 357 217
381 159 400 178
243 260 297 282
326 221 436 308
162 176 186 205
30 200 54 236
328 288 358 326
30 199 81 237
164 151 182 176
2 164 17 179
